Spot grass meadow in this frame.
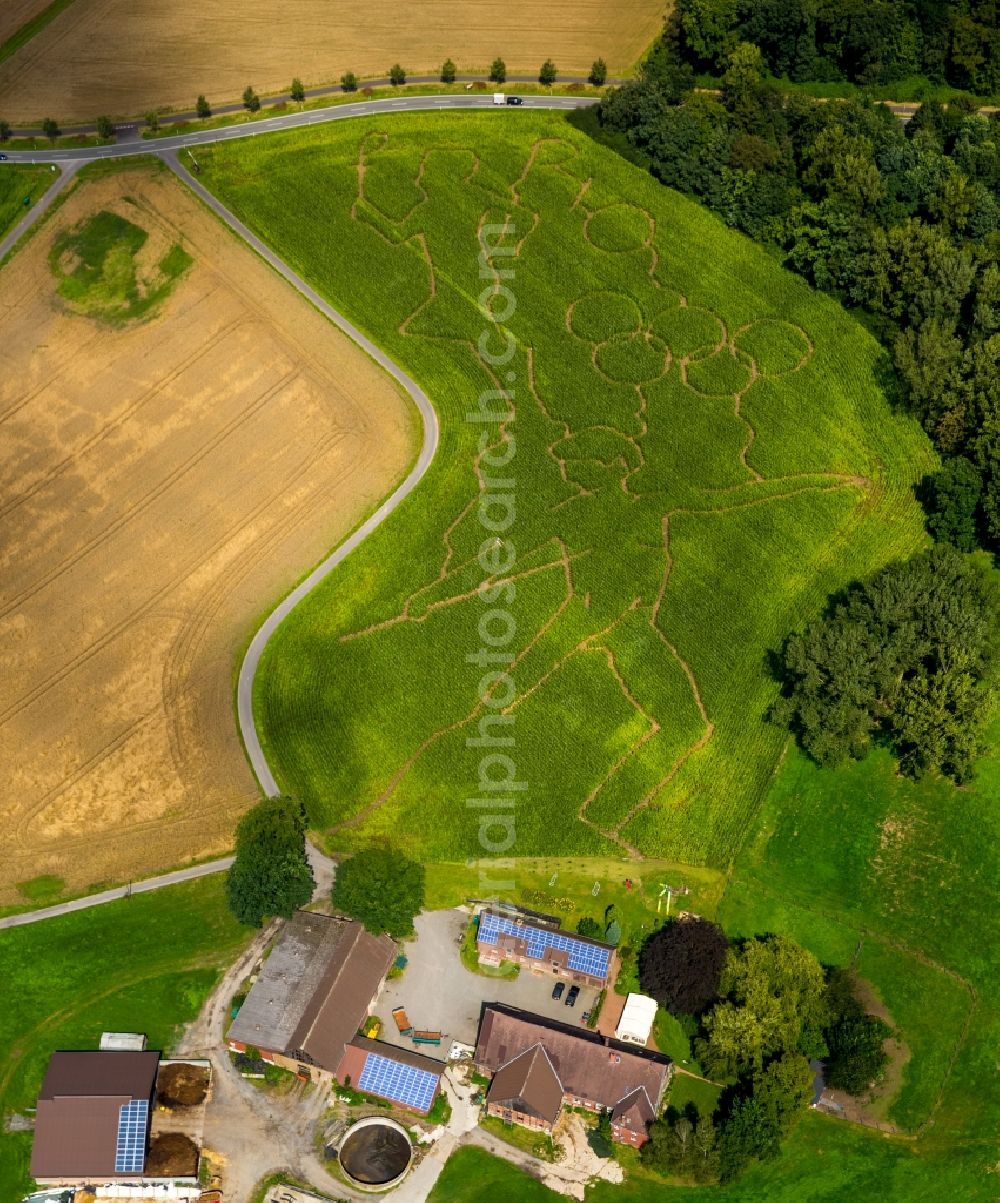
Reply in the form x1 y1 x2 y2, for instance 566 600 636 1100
0 877 250 1198
429 726 1000 1199
198 112 933 869
49 207 192 323
428 1146 562 1201
0 163 54 238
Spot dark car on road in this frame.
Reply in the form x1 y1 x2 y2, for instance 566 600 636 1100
551 981 565 1001
565 985 580 1007
506 96 523 105
0 154 8 161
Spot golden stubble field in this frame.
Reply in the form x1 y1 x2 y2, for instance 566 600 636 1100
0 165 416 903
0 0 51 46
0 0 666 123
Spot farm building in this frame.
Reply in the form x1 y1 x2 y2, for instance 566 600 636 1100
227 911 395 1080
614 993 658 1047
337 1036 443 1115
31 1051 160 1184
474 1006 671 1147
475 907 615 987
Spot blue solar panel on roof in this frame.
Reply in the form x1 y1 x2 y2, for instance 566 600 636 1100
357 1052 438 1111
477 912 611 976
114 1098 149 1173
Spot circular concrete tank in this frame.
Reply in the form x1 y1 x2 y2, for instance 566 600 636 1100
338 1116 413 1190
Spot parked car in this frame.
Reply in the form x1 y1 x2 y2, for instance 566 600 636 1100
551 981 565 1000
506 96 523 106
565 985 580 1007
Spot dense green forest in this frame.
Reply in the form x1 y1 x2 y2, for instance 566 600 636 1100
670 0 1000 95
591 43 1000 558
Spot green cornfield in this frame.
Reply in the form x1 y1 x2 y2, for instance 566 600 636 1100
199 112 933 867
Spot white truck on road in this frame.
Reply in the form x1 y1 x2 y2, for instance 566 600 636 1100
493 93 505 105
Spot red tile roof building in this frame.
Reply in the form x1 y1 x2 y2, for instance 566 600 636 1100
476 908 615 987
336 1037 443 1115
475 1006 671 1146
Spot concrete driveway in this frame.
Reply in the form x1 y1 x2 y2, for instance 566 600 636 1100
376 910 600 1049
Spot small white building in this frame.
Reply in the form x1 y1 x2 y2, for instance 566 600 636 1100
99 1032 146 1052
615 993 658 1047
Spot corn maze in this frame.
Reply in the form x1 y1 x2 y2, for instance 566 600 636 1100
201 113 933 867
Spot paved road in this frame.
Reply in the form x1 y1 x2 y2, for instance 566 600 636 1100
0 857 235 929
7 74 615 139
1 93 597 163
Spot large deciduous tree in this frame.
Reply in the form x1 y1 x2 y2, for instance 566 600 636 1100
700 936 828 1075
822 967 891 1094
772 545 997 782
639 916 729 1016
332 846 425 937
225 796 315 927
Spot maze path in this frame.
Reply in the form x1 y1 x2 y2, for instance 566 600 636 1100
311 130 875 851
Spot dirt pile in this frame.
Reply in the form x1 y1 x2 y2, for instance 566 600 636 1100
156 1062 210 1107
146 1132 199 1176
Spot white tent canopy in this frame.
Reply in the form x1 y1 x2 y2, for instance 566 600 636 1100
615 993 658 1046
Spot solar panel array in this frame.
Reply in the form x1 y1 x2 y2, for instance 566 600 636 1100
477 912 611 977
114 1098 149 1173
357 1051 439 1112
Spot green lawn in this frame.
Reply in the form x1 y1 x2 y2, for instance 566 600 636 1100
719 719 1000 1158
0 878 251 1199
664 1071 721 1119
428 1146 561 1201
0 163 56 239
433 1115 991 1203
198 111 932 872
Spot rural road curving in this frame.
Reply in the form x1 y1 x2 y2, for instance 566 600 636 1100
0 857 234 929
0 157 81 262
0 93 589 922
158 146 444 797
1 93 598 163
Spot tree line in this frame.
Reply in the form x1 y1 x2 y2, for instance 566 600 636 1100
637 916 890 1183
2 57 615 146
592 39 1000 560
671 0 1000 96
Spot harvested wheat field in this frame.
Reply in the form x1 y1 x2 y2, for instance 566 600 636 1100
0 0 52 47
0 164 416 904
0 0 666 123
